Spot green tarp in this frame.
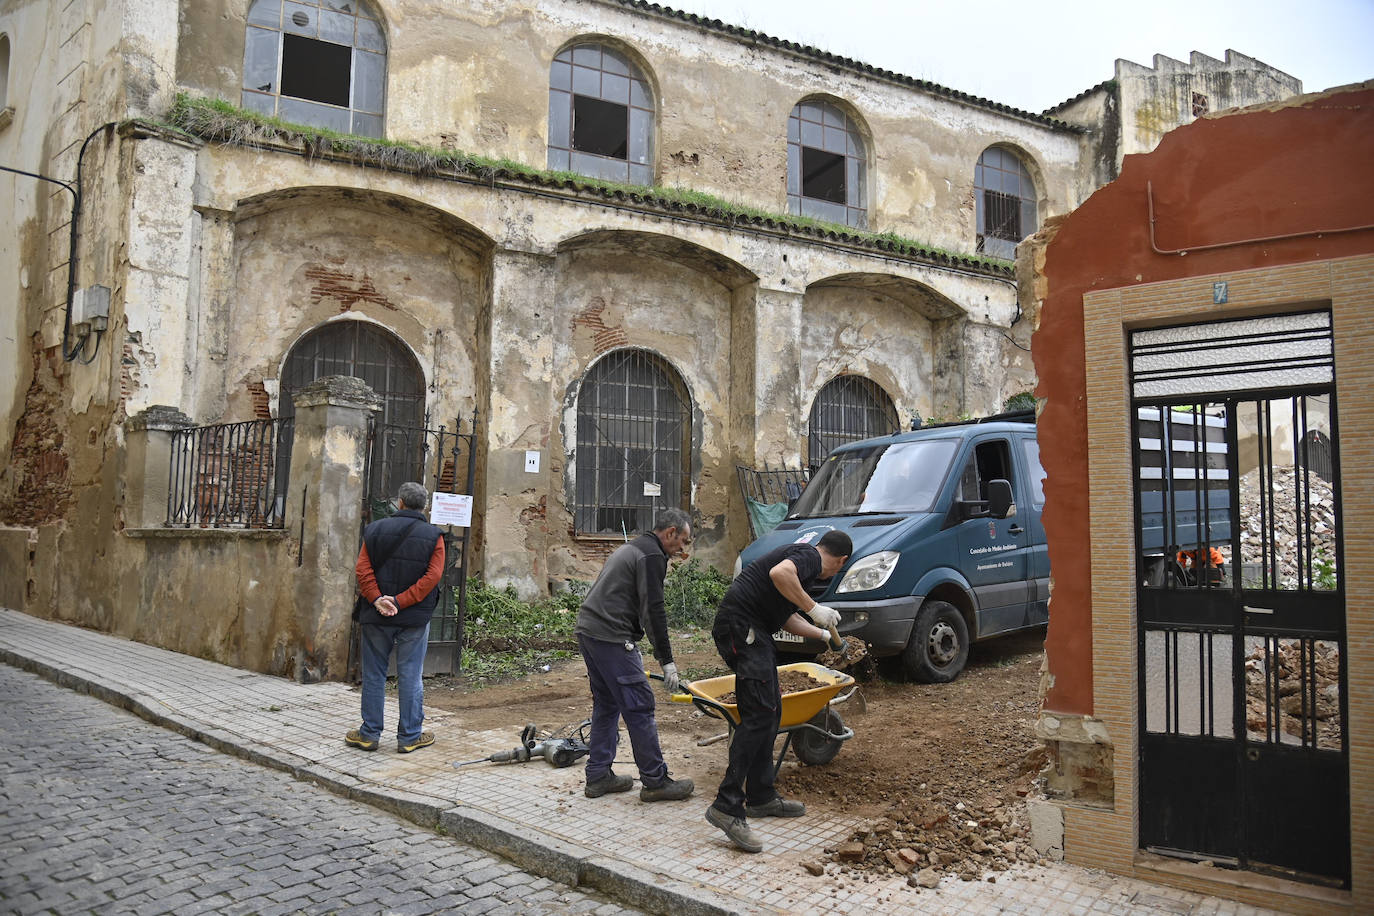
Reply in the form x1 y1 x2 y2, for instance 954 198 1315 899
745 498 790 537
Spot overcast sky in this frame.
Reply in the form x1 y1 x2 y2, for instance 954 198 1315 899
660 0 1374 113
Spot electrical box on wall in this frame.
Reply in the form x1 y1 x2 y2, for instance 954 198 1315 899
72 285 110 331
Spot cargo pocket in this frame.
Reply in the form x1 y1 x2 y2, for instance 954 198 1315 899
615 673 655 714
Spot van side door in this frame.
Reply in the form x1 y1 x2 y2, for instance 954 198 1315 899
951 435 1031 637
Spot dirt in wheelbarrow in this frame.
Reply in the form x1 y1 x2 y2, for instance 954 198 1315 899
421 627 1048 883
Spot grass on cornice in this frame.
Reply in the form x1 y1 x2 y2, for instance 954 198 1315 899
164 94 1012 273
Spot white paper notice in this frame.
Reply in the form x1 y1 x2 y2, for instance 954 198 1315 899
430 492 473 527
642 482 661 497
524 450 540 473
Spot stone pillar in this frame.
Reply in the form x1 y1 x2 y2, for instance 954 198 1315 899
287 375 380 682
482 248 557 599
124 405 194 528
751 286 805 465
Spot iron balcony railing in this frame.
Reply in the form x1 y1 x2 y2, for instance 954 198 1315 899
167 418 294 529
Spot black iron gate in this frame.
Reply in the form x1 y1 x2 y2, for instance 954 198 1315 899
1131 311 1348 888
354 412 479 677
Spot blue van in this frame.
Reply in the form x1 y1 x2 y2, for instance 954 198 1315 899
739 412 1047 682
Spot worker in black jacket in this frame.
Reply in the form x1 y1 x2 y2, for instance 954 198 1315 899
346 482 445 754
575 507 695 802
704 530 850 853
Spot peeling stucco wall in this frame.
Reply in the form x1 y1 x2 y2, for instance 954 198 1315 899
1 0 1313 677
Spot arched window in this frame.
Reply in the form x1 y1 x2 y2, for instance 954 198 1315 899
575 350 689 536
975 146 1037 260
548 42 654 185
242 0 386 138
280 321 423 494
808 376 899 469
788 99 867 229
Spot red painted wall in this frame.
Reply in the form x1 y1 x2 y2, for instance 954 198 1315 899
1033 83 1374 715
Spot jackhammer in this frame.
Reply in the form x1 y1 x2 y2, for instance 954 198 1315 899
453 722 591 769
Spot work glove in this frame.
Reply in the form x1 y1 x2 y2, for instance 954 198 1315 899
661 662 680 694
808 604 840 629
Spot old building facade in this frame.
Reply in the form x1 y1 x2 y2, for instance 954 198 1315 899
0 0 1301 677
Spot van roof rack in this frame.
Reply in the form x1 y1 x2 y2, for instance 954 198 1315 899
911 408 1035 431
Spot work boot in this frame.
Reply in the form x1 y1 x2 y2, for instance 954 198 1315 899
746 796 806 818
397 731 435 754
640 775 695 802
584 771 634 798
344 729 379 751
705 805 763 853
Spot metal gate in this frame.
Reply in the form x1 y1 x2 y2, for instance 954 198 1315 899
1131 311 1348 888
355 412 479 677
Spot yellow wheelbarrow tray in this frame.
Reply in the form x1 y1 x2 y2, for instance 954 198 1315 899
662 662 858 776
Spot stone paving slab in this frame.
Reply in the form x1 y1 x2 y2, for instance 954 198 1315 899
0 609 1283 916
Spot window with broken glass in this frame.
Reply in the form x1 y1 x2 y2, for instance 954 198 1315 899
787 99 868 229
974 146 1038 260
242 0 386 138
548 42 655 185
807 375 899 470
574 350 690 536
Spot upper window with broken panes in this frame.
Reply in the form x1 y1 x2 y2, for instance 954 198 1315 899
787 99 868 229
548 42 655 185
974 146 1038 260
242 0 386 139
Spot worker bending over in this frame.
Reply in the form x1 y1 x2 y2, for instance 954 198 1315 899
705 530 851 853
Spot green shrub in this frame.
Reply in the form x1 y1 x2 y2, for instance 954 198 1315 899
462 578 577 642
664 558 731 628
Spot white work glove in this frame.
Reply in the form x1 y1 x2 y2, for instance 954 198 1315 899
808 605 840 629
661 662 680 694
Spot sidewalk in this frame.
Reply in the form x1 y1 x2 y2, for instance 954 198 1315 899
0 609 1280 916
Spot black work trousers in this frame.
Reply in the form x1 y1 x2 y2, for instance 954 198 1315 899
710 610 782 818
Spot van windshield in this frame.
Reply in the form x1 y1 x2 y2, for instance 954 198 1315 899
790 439 958 518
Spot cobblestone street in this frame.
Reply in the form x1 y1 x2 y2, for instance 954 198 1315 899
0 664 638 916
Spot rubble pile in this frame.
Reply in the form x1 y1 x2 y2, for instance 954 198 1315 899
1237 466 1337 589
1244 638 1342 749
807 742 1046 886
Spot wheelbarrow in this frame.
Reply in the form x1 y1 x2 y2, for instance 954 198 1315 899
656 662 857 778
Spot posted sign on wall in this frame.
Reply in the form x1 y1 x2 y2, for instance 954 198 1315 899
430 493 473 527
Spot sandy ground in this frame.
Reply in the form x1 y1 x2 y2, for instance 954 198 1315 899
424 628 1049 878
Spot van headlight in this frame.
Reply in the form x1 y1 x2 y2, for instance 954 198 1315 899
836 551 899 593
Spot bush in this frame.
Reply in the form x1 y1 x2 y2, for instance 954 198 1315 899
664 558 731 628
462 578 579 643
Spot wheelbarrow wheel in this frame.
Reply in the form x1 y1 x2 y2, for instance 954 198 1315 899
794 707 844 766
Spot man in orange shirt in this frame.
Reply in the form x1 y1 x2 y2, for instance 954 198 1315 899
346 482 445 754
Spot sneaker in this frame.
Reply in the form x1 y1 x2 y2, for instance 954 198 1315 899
746 796 806 818
345 729 379 751
397 731 435 754
640 776 695 802
705 805 763 853
584 772 634 798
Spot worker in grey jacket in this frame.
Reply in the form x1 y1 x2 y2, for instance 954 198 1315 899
575 507 695 803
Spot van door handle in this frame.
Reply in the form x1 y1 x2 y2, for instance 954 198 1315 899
1008 525 1024 535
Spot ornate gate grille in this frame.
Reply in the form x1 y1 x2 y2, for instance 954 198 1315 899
354 412 479 677
1131 311 1348 888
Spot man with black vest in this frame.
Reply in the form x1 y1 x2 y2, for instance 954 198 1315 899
575 507 695 802
346 481 445 754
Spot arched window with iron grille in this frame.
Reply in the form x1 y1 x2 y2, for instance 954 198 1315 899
807 375 899 469
280 321 424 495
574 350 690 536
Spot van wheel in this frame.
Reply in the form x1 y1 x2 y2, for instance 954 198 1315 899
900 600 969 683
